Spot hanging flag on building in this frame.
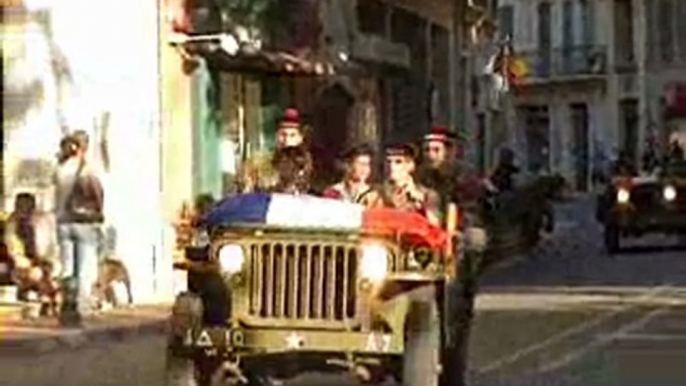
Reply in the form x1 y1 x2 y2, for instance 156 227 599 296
484 36 529 105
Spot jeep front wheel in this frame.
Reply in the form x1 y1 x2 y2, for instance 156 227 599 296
164 348 207 386
401 288 441 386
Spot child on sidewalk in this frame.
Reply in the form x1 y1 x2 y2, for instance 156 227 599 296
5 192 60 316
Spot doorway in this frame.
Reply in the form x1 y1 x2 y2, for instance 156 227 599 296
571 103 590 191
312 84 354 189
619 98 639 163
524 106 551 174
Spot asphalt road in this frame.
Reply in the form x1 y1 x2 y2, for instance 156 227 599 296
469 198 686 386
2 198 685 386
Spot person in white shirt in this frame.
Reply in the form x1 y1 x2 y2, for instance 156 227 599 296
54 131 105 325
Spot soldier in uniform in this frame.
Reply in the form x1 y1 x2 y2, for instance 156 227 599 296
322 144 382 207
380 143 441 226
271 108 314 194
239 108 314 194
417 126 464 208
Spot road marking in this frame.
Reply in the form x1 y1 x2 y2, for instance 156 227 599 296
536 306 669 373
475 284 676 375
610 333 686 342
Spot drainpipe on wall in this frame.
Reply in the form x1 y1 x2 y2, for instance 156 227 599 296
634 0 648 166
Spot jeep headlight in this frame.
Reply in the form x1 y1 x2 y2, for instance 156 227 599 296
217 244 244 274
616 188 630 204
360 244 388 281
663 185 677 202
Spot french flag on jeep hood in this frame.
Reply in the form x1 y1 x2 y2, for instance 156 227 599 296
204 193 448 250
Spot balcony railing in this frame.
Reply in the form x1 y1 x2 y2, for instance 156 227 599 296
517 45 607 81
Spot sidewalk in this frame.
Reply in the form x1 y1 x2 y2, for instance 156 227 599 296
0 302 170 356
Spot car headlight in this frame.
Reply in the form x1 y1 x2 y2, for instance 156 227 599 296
616 188 630 204
217 244 244 274
663 185 677 201
360 244 388 281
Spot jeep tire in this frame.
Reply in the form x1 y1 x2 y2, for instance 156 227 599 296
401 287 441 386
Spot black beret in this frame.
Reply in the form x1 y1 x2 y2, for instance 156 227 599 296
385 142 418 160
341 143 375 161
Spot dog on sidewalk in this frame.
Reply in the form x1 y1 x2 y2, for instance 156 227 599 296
92 258 133 311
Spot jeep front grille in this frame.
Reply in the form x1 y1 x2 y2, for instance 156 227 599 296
248 243 358 321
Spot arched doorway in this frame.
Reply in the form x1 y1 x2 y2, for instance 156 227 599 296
311 84 354 190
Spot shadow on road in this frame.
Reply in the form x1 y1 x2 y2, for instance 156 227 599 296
612 243 686 255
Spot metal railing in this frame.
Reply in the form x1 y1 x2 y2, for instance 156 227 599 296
517 45 607 80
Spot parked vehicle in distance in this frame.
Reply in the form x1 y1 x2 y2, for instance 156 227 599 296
596 160 686 253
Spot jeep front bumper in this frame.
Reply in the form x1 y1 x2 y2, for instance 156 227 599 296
171 326 403 357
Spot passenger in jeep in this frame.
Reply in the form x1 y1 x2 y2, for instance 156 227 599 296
322 143 382 207
238 108 314 195
380 143 441 226
271 108 314 195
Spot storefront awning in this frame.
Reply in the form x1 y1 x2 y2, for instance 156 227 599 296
179 39 364 77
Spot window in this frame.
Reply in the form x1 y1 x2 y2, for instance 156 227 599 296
614 0 634 66
657 0 674 63
537 2 552 75
537 2 552 49
497 5 514 40
562 0 574 49
677 0 686 61
562 1 574 73
580 0 595 46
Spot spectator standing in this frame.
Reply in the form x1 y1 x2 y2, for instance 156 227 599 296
54 132 105 325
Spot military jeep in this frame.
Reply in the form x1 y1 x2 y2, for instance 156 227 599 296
165 194 464 386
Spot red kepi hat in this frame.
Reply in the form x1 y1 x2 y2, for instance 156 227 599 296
424 125 457 144
278 108 301 131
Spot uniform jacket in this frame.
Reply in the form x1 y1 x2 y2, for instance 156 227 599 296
380 181 441 224
238 146 313 195
322 182 382 207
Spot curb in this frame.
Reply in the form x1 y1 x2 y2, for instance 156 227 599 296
0 317 169 357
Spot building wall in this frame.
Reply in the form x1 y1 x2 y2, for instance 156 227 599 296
499 0 610 50
641 0 686 150
490 0 614 189
159 0 197 297
4 0 170 301
3 8 65 208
